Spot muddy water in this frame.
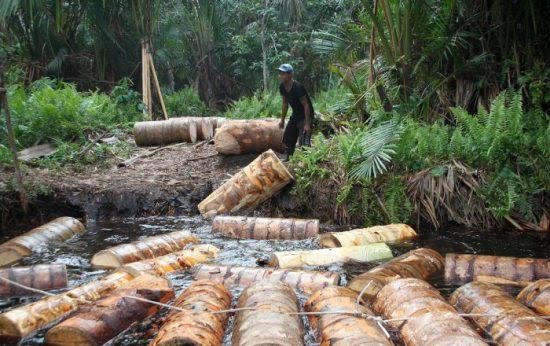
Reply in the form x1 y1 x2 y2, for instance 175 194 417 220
1 216 549 345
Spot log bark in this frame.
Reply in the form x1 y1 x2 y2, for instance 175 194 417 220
193 264 339 294
347 248 444 302
445 253 550 285
304 286 393 346
0 217 86 267
188 116 217 141
232 281 303 346
0 264 67 297
450 281 550 345
517 279 550 316
45 274 174 346
374 278 487 346
151 280 232 346
212 216 319 240
319 224 417 248
91 230 199 269
214 119 284 155
198 149 293 218
134 117 198 146
0 271 134 342
268 243 393 269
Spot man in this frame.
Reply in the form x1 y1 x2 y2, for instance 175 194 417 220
277 63 314 159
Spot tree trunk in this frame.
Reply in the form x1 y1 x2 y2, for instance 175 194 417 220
212 216 319 240
232 281 303 346
0 264 67 297
188 116 217 141
91 230 199 269
374 278 487 346
213 119 284 155
319 224 417 248
151 280 231 346
450 282 550 345
261 3 269 93
45 274 174 346
193 264 339 294
198 149 293 218
134 118 198 146
516 279 550 316
268 243 393 269
347 248 444 302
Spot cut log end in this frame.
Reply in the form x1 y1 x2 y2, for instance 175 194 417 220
44 326 96 346
90 251 121 270
0 247 24 267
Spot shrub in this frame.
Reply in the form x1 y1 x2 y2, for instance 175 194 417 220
224 92 281 119
164 87 211 116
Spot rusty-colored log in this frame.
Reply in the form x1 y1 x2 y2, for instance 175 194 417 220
212 215 319 240
232 281 303 346
45 274 174 346
198 149 293 218
151 280 232 346
445 253 550 285
214 119 284 155
347 248 444 302
319 224 417 248
91 230 199 269
451 281 550 345
0 264 67 297
305 286 393 345
517 279 550 316
193 264 339 294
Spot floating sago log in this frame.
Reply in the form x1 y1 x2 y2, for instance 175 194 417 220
517 279 550 316
319 224 418 248
214 119 284 155
198 149 293 218
450 281 550 345
232 281 303 346
304 286 393 345
374 278 488 346
211 215 319 240
45 274 174 346
0 271 133 342
347 248 444 302
151 280 231 346
0 264 67 297
119 244 219 277
474 275 530 288
91 230 199 269
268 243 393 269
0 217 86 267
445 253 550 285
193 264 339 294
134 117 198 146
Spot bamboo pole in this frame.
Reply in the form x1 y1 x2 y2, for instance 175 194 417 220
0 264 67 297
149 52 168 120
516 279 550 316
319 224 418 247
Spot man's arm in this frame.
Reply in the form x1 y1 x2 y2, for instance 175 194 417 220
300 96 311 132
280 95 288 128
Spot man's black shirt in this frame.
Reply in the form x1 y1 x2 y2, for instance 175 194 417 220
279 80 314 121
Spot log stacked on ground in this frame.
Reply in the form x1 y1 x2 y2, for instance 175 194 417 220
0 264 67 297
268 243 393 269
91 230 199 269
0 217 86 267
305 286 393 345
45 274 174 346
347 248 444 302
451 281 550 345
212 215 319 240
319 224 418 248
0 271 133 342
517 279 550 316
445 253 550 285
194 264 339 294
151 280 231 346
198 149 293 218
232 281 303 346
374 278 488 345
214 119 284 155
134 118 197 146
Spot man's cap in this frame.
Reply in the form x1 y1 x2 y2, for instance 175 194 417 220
277 64 294 73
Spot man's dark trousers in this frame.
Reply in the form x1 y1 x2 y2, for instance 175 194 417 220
282 116 311 156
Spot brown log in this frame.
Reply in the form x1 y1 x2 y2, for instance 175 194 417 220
212 215 319 240
347 248 444 302
193 264 339 294
232 281 303 346
214 119 284 155
45 274 174 346
133 117 198 146
445 253 550 285
91 230 199 269
319 224 417 248
374 278 487 345
450 281 550 345
0 264 67 297
474 275 530 288
0 271 134 342
517 279 550 316
0 217 86 267
151 280 232 346
198 149 293 218
304 286 393 345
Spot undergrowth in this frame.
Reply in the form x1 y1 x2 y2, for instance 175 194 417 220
165 87 212 116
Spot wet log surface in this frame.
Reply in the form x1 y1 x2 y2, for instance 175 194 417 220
319 224 418 248
516 279 550 316
212 215 319 240
0 264 67 297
